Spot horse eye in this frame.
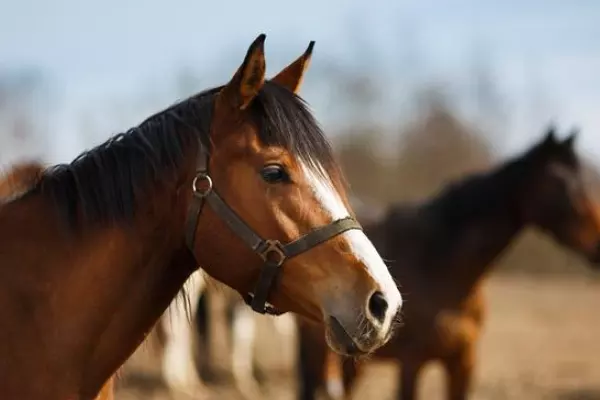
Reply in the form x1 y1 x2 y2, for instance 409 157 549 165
261 164 290 184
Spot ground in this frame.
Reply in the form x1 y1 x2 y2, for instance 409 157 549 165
116 274 600 400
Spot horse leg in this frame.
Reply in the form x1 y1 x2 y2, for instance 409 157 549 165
194 282 213 381
161 270 207 397
322 351 363 399
323 348 345 399
229 301 262 400
296 319 327 400
341 357 364 399
442 347 475 400
398 359 424 400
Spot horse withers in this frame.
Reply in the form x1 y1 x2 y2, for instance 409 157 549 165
0 35 401 399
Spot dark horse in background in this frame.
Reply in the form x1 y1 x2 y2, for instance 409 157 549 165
297 127 600 400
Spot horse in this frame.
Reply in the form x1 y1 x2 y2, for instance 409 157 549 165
0 34 403 399
296 127 600 400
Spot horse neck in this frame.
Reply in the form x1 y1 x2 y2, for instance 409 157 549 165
78 189 200 396
416 167 527 294
0 180 196 397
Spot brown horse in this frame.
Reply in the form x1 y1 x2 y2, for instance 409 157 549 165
0 34 402 399
297 127 600 400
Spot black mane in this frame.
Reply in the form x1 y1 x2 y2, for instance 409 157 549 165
422 134 574 229
29 81 335 228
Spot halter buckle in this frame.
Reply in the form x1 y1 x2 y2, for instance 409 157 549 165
258 240 286 266
191 172 213 198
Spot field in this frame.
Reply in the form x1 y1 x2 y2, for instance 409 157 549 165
116 274 600 400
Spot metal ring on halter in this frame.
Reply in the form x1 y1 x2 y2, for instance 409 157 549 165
191 173 213 198
258 240 286 266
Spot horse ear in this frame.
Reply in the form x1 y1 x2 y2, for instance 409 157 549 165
563 128 579 149
271 41 315 94
218 34 266 110
543 124 558 146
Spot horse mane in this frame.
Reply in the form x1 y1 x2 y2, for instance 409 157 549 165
0 162 45 202
420 133 575 230
24 81 335 229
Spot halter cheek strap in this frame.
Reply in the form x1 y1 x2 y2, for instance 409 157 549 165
184 145 362 315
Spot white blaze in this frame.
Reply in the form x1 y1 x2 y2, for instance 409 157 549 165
300 163 403 332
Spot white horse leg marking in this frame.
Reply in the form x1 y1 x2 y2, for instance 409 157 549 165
271 313 297 372
326 379 345 400
230 301 262 399
161 270 207 396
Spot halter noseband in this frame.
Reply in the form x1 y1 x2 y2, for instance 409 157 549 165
184 144 362 315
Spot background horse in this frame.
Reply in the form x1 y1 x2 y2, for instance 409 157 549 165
0 34 402 399
297 127 600 400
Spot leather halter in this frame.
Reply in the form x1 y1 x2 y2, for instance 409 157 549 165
184 145 362 315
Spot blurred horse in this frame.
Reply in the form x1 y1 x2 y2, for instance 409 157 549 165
297 127 600 400
0 34 403 399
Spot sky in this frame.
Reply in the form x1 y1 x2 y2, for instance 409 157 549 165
1 0 600 163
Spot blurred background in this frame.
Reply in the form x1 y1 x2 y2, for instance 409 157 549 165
2 1 600 399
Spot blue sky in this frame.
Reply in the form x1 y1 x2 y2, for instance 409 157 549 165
1 0 600 163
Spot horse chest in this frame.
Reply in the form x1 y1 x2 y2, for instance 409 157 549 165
376 295 485 361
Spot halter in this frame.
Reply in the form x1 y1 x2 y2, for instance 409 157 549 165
184 144 362 315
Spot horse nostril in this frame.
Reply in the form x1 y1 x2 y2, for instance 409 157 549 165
367 291 388 324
